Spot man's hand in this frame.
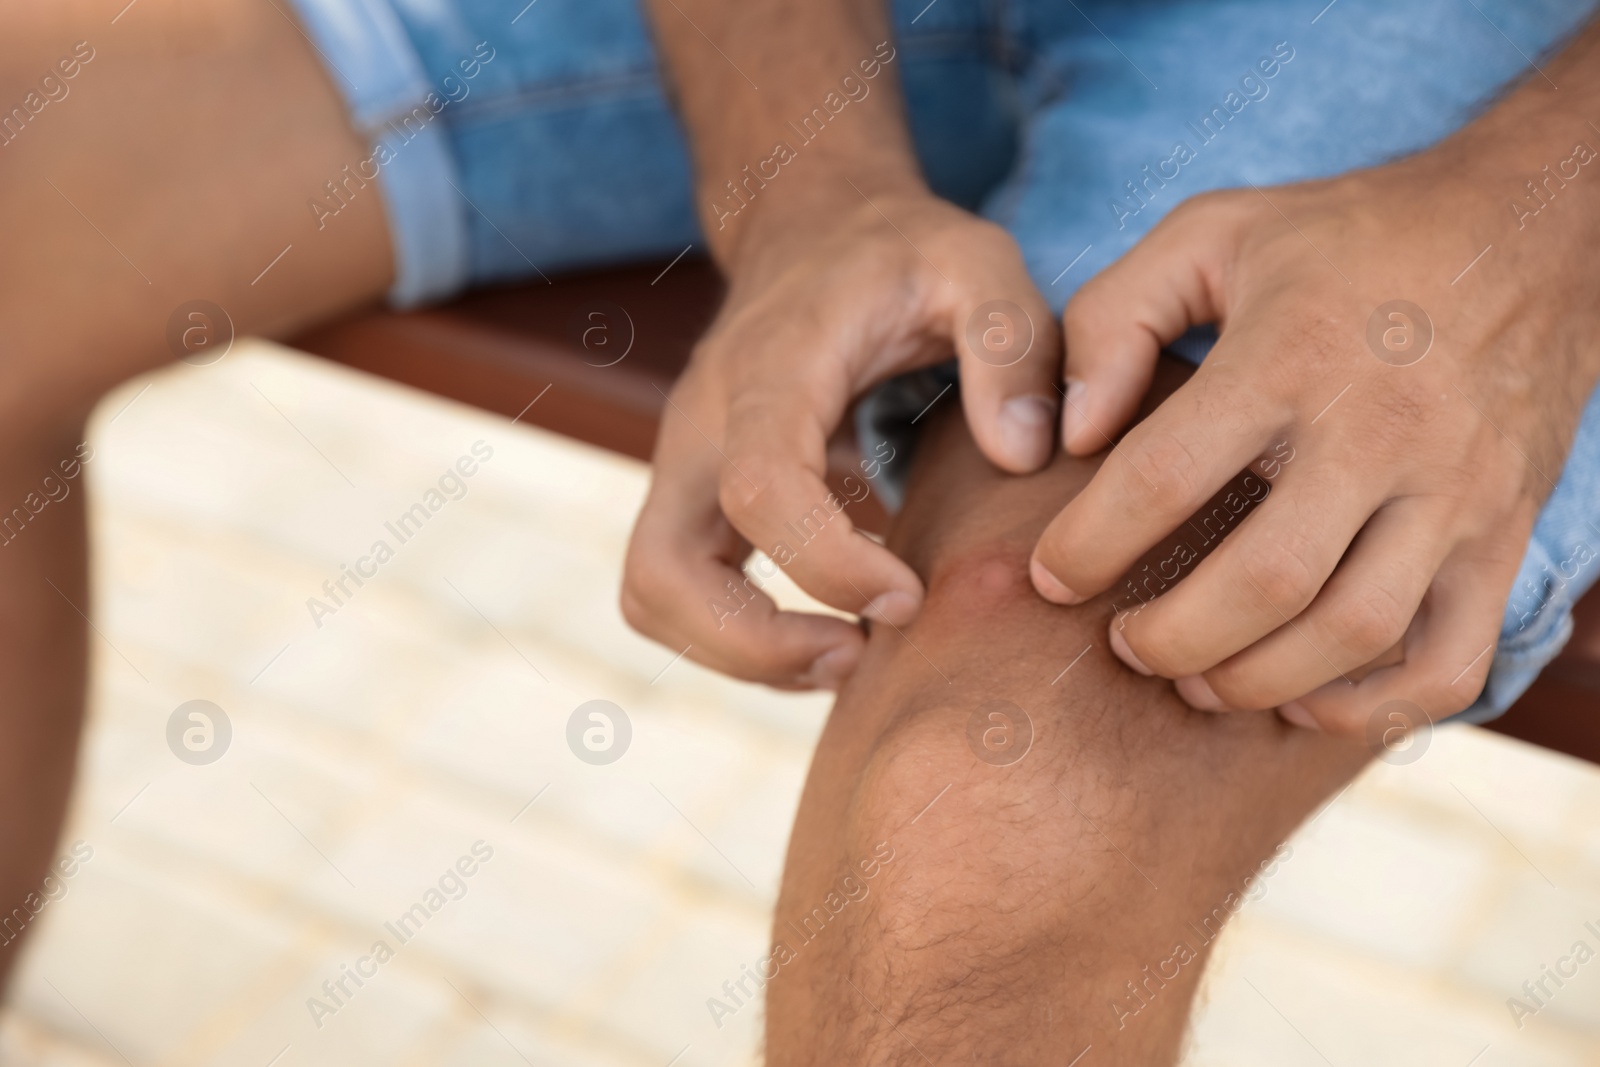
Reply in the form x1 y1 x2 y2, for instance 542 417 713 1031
623 0 1062 689
1029 37 1600 734
624 191 1058 688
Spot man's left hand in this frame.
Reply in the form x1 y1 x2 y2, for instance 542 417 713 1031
1029 143 1600 735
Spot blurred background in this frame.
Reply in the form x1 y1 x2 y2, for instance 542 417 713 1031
0 339 1595 1066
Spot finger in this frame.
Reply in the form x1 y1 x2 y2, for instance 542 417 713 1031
1174 496 1446 710
624 388 866 689
1060 195 1236 455
1117 458 1385 681
719 378 925 626
1278 529 1526 738
1032 338 1290 605
952 234 1063 473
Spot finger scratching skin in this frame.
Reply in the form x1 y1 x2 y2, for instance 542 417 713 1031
1029 557 1081 605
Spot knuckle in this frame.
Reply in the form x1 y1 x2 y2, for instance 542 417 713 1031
1238 534 1321 612
687 334 719 365
1126 617 1200 678
1129 429 1210 511
1426 688 1474 720
621 543 668 602
1422 460 1478 506
1205 665 1275 711
618 583 655 636
966 216 1019 255
619 563 671 640
727 640 790 681
1415 674 1476 719
1450 646 1494 697
1190 187 1245 212
1326 583 1409 660
1163 194 1212 227
1315 705 1368 740
1171 187 1248 226
1456 453 1526 519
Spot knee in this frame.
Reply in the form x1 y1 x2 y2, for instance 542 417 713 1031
837 679 1137 979
830 534 1204 952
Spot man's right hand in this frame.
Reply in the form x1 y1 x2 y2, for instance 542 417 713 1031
622 190 1060 689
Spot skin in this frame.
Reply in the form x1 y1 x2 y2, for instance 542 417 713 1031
0 2 1577 1062
626 0 1062 689
621 9 1600 1056
0 0 390 983
1031 17 1600 735
763 361 1370 1064
625 3 1600 742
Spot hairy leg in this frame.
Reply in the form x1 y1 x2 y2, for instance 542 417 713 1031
0 0 390 980
764 360 1372 1065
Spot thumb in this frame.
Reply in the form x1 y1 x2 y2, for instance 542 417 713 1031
1060 198 1232 455
952 243 1063 474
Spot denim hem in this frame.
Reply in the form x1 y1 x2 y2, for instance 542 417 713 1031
285 0 469 307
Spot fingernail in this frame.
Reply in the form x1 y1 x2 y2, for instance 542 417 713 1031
804 646 857 691
866 590 919 627
1030 558 1082 605
1278 701 1322 732
1061 378 1088 448
1109 627 1153 676
998 395 1055 469
1176 674 1225 712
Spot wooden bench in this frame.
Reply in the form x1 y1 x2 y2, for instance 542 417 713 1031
293 257 1600 765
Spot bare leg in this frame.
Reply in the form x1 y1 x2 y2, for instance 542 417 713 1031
764 361 1372 1065
0 0 390 981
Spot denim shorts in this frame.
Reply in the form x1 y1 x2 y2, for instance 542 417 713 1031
287 0 1600 722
